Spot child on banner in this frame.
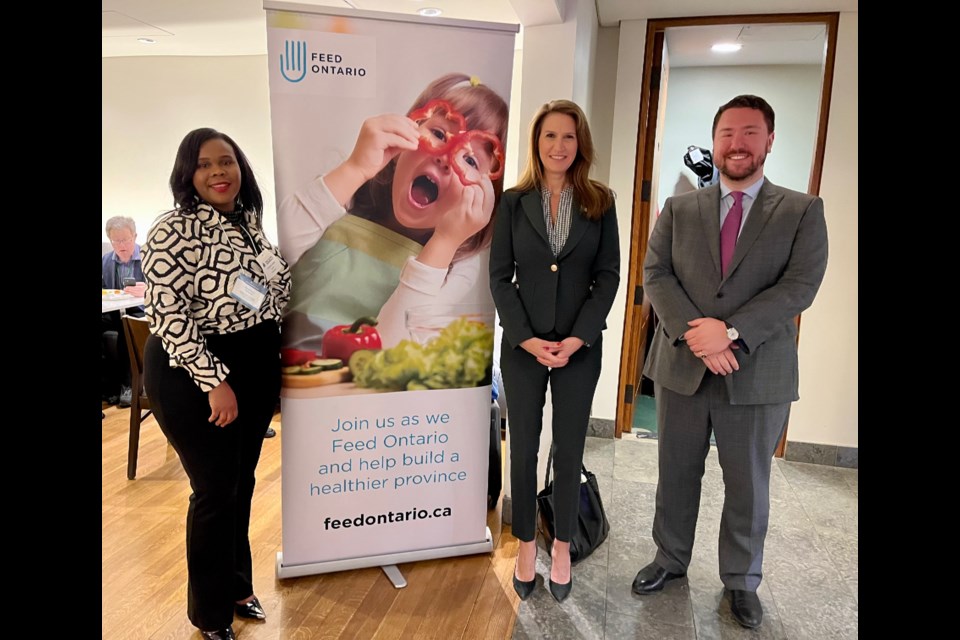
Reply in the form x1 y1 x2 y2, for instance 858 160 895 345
279 72 508 351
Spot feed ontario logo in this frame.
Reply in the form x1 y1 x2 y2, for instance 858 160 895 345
280 39 369 84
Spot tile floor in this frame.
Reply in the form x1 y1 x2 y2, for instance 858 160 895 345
512 438 858 639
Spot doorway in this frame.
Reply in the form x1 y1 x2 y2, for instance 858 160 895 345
616 13 840 452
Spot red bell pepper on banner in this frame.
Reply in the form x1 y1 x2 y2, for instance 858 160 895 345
322 317 383 361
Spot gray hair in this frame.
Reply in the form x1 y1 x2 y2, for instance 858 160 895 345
105 216 136 237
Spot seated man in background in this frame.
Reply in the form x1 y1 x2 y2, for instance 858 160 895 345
102 216 146 408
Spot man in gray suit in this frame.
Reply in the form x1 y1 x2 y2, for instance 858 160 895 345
632 95 828 629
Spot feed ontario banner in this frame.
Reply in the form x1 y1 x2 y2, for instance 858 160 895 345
265 2 516 577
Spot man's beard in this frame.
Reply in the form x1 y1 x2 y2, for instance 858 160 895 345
718 150 766 182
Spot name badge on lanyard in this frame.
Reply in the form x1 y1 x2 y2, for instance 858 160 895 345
256 249 282 282
230 272 267 311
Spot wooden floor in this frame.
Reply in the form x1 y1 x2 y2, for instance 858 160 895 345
102 405 521 639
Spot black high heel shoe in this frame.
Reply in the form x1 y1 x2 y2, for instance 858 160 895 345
200 627 236 640
513 573 536 600
234 595 266 620
549 576 573 603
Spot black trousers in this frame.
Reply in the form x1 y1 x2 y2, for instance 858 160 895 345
144 320 281 630
500 335 602 542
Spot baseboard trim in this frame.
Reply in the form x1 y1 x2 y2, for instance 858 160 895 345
784 440 858 469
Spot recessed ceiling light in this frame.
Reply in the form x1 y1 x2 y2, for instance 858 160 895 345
418 7 442 17
711 43 742 53
137 38 156 44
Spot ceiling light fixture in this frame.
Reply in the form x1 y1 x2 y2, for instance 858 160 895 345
711 43 742 53
418 7 442 17
137 38 156 44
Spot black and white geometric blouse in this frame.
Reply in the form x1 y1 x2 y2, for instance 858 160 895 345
144 203 291 392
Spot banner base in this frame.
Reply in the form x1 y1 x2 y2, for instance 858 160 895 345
276 527 494 579
381 564 407 588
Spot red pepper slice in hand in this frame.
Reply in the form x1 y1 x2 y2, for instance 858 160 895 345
410 99 468 155
409 99 467 133
322 316 383 362
409 99 505 186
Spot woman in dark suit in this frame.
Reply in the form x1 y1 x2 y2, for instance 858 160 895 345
143 129 291 640
490 100 619 602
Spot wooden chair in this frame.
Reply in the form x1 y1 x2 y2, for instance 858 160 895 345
121 316 153 479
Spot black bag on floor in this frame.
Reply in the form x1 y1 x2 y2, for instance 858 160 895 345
536 448 610 564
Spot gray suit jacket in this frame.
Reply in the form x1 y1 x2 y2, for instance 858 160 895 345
643 180 828 404
490 189 620 349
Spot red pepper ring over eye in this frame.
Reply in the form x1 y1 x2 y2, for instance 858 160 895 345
447 130 504 185
409 98 505 186
409 99 467 142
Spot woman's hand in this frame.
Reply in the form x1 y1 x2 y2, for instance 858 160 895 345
208 380 238 427
520 337 567 368
417 176 495 270
124 281 147 298
552 337 584 363
325 114 420 207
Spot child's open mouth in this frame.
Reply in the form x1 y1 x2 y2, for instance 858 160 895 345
410 175 439 207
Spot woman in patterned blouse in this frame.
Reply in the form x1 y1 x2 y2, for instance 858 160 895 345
143 128 290 640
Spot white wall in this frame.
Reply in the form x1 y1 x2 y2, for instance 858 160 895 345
102 55 277 243
655 65 822 211
589 27 620 185
790 12 858 447
595 19 647 420
571 0 598 111
602 14 858 449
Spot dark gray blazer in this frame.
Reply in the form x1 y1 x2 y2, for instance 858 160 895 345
643 180 828 405
490 189 620 349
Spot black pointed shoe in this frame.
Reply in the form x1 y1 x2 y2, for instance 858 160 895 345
513 573 536 600
631 561 686 595
548 576 573 603
200 627 235 640
728 589 763 628
235 595 267 620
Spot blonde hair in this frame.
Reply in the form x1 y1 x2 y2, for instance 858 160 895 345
513 100 613 220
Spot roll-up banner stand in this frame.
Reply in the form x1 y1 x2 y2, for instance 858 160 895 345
264 1 517 584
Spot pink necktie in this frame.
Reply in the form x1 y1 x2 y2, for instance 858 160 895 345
720 191 744 277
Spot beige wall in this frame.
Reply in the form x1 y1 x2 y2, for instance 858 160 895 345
589 26 620 185
595 18 647 420
790 12 858 447
101 55 277 242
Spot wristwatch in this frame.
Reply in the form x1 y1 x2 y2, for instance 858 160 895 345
724 322 739 341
